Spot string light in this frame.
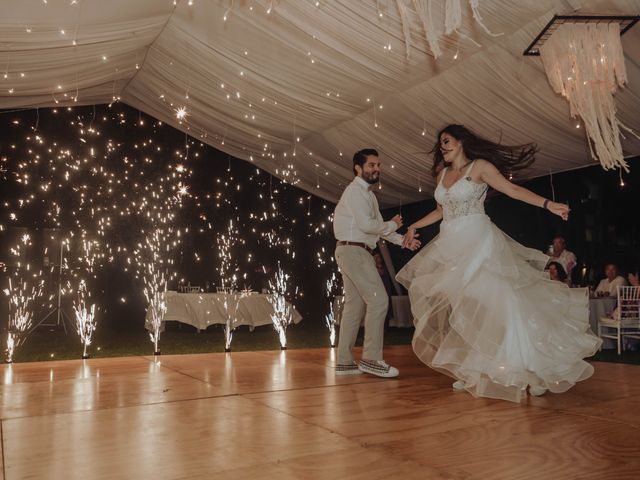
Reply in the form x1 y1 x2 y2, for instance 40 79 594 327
175 106 188 120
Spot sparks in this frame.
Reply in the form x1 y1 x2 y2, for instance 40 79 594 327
175 107 188 121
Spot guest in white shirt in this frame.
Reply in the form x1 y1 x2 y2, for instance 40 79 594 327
595 263 628 297
548 235 577 279
333 148 420 378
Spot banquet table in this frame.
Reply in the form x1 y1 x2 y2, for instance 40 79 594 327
145 291 302 331
589 296 617 350
332 295 414 328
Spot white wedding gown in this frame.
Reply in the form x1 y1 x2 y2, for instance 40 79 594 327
397 162 601 402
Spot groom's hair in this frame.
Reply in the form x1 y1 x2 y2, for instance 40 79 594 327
353 148 378 175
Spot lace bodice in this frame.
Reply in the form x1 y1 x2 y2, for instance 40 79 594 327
434 161 488 221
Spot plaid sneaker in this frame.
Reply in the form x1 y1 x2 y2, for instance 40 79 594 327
358 359 399 378
335 362 363 376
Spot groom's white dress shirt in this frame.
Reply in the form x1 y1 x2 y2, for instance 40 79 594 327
333 176 403 250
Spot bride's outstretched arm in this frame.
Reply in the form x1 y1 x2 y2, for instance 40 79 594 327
409 206 443 230
402 206 443 248
476 159 569 221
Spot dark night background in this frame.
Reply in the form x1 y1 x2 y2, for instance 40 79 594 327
1 103 639 355
0 104 337 337
386 157 640 286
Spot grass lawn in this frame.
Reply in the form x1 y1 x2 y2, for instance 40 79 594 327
6 320 639 366
8 320 415 363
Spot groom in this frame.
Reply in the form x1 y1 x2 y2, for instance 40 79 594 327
333 148 420 377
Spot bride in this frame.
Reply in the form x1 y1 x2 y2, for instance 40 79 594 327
397 124 601 403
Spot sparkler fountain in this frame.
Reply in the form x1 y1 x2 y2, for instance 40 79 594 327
137 227 171 356
324 272 341 348
72 239 99 359
268 262 296 350
4 235 44 363
217 219 242 352
73 280 96 359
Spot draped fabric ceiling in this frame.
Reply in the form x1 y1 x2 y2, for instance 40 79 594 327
1 0 639 207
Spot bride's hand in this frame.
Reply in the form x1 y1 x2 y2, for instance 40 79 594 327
403 228 417 248
405 237 421 251
548 202 570 221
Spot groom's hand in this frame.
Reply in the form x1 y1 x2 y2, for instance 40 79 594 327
405 238 421 251
391 214 403 229
402 228 419 249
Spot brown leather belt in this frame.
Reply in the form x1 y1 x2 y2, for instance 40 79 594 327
336 240 374 254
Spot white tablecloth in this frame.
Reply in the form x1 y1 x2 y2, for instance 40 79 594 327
589 297 617 350
145 292 302 331
332 295 414 328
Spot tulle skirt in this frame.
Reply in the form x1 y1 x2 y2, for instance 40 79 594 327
397 213 602 403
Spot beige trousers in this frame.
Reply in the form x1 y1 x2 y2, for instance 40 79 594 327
335 245 388 364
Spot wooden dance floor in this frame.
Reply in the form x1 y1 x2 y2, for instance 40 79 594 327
0 345 638 479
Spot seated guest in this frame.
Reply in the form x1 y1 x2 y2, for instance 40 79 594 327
548 235 577 280
595 263 627 297
629 272 639 287
547 261 569 285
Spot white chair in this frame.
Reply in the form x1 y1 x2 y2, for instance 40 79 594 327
598 285 640 355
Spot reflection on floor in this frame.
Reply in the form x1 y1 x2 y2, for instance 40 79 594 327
0 345 638 479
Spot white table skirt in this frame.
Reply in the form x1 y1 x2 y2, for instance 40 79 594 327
332 295 414 328
145 292 302 331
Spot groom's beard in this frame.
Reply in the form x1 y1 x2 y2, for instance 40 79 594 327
362 171 379 184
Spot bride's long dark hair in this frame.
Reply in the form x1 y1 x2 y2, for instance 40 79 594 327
430 124 537 178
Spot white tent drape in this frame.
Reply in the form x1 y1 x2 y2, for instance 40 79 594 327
1 0 639 206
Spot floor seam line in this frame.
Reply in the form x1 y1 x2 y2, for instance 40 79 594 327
238 395 465 478
0 381 379 422
1 420 6 479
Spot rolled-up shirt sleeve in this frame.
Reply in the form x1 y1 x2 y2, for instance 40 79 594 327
382 231 403 246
